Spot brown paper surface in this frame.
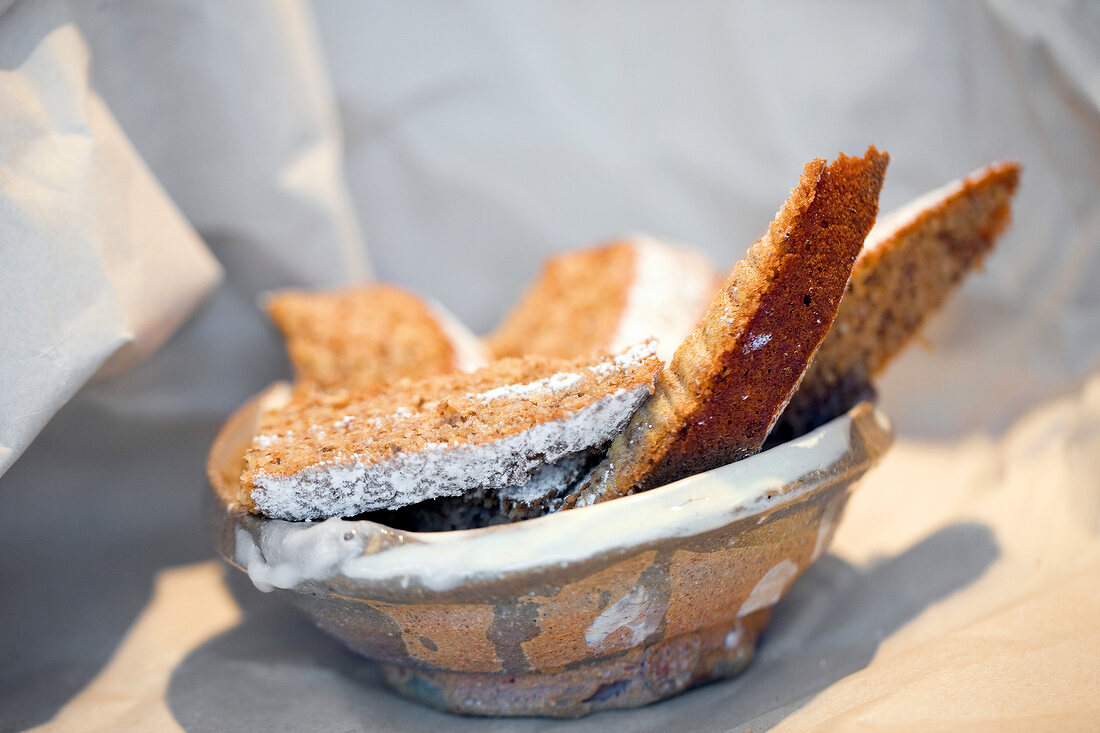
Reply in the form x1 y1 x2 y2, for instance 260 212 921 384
22 374 1100 732
773 376 1100 732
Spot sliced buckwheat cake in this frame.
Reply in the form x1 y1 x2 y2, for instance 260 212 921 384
266 285 488 390
488 236 718 363
562 147 889 508
240 341 661 520
775 160 1021 439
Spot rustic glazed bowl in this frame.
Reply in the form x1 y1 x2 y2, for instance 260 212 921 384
207 384 892 717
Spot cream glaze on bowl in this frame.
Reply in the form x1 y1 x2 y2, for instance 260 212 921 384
207 384 893 717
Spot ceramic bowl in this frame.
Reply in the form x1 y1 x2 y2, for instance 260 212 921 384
206 384 892 717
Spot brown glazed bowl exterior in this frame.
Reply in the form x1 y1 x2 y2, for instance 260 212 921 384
207 385 893 717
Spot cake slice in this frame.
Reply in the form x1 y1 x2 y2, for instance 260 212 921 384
266 285 488 390
488 236 719 363
562 147 889 508
775 161 1021 439
240 341 661 520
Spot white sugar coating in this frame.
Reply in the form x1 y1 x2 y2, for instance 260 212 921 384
421 296 489 373
609 235 718 363
498 452 591 506
254 434 278 448
254 340 658 446
588 339 659 377
743 332 772 353
476 371 582 401
862 172 971 256
250 383 653 520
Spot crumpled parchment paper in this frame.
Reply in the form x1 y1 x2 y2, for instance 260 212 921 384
2 1 1098 731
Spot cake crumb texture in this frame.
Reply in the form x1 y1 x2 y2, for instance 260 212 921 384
563 147 889 507
777 160 1021 438
241 341 661 519
488 236 717 362
267 284 487 390
488 241 637 360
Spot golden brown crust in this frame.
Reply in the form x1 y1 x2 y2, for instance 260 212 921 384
777 161 1021 438
267 285 468 390
487 242 637 360
563 147 889 506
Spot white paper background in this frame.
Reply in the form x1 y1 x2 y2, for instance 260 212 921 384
0 0 223 474
314 0 1100 437
1 0 1098 731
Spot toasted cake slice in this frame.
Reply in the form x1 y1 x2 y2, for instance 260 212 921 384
776 161 1021 438
562 147 889 507
266 285 488 390
240 341 661 520
488 236 719 363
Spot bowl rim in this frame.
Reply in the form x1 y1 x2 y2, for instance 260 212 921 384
212 385 893 594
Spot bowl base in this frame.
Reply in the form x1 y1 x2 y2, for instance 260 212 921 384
380 612 767 718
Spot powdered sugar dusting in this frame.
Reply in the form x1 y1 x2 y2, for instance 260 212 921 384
498 453 591 506
475 371 582 401
589 338 658 376
467 343 655 402
609 236 718 363
743 332 772 353
250 382 653 520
